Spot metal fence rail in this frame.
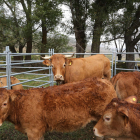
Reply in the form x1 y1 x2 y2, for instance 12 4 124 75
0 46 139 89
114 52 140 75
0 46 54 89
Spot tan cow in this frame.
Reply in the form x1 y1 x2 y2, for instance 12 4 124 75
93 96 140 140
0 76 23 90
42 54 111 84
111 71 140 101
0 77 116 140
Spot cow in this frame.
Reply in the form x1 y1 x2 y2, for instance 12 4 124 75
111 71 140 101
93 96 140 140
0 76 23 90
0 77 116 140
42 54 111 85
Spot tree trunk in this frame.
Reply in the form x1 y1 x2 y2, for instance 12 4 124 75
25 36 32 60
69 0 87 58
75 30 86 58
91 18 103 53
117 54 122 60
126 43 135 69
40 19 47 58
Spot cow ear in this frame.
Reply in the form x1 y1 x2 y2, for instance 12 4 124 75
43 60 51 66
66 59 73 66
124 96 137 104
118 106 129 126
118 106 128 117
10 93 17 101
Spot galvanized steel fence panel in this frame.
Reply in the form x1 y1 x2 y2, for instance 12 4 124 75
0 46 139 89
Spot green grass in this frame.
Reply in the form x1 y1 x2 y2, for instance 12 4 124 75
15 74 51 89
0 121 95 140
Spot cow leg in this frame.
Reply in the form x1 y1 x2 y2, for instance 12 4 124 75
27 130 44 140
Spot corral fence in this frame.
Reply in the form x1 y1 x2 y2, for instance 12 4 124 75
0 46 139 89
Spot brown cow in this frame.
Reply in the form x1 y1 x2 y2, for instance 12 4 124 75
0 76 23 90
42 54 111 84
111 71 140 101
93 96 140 140
0 78 116 140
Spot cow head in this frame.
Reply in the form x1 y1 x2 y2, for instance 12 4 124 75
0 88 17 126
93 96 137 139
42 54 74 84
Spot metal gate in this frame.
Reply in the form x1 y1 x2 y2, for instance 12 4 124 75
0 46 139 89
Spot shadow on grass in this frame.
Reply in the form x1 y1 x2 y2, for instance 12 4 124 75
0 121 95 140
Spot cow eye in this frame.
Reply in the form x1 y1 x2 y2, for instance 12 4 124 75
105 117 110 121
2 103 7 107
63 63 66 67
3 103 7 106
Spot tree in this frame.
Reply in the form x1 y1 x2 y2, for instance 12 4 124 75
62 0 89 58
0 0 26 60
0 0 63 60
89 0 124 53
102 0 140 68
35 0 62 57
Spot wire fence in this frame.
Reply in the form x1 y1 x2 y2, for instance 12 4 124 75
0 46 139 89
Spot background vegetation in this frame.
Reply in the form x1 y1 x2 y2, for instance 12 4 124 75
0 0 139 67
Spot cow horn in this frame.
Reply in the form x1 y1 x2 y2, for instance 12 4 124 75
41 56 51 59
64 53 75 58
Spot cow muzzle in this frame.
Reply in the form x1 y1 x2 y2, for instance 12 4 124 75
54 75 64 81
93 127 104 138
0 119 3 126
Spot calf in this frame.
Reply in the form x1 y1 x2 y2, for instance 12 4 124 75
0 78 116 140
0 76 23 90
93 96 140 140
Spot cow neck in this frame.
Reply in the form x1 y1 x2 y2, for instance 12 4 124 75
65 64 71 83
7 97 20 125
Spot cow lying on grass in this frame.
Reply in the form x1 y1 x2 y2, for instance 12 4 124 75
93 96 140 140
111 71 140 101
0 76 23 90
0 78 116 140
42 54 111 85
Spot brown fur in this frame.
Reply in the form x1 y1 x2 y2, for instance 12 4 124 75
110 71 140 101
0 78 116 140
43 54 111 84
0 76 23 90
94 97 140 140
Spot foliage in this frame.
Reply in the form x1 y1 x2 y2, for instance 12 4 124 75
34 32 73 53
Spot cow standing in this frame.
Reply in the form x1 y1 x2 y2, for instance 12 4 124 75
93 96 140 140
42 54 111 84
111 71 140 101
0 78 116 140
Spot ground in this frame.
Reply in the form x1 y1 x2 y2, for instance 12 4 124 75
0 121 95 140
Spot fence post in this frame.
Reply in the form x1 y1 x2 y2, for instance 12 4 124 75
48 49 54 86
114 49 117 76
51 49 54 86
5 46 11 89
111 51 114 78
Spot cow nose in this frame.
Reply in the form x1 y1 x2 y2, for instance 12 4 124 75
54 75 64 81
